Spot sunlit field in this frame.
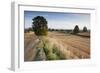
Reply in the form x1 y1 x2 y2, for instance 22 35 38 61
24 31 90 61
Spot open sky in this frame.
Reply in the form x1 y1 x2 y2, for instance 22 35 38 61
24 11 90 30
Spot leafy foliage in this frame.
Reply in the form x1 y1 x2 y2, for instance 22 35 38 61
32 16 48 36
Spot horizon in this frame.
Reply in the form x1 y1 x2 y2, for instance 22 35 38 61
24 11 90 30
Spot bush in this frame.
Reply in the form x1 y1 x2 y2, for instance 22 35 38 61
32 16 48 36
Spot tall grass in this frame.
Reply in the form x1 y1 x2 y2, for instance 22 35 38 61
34 36 67 60
42 38 66 60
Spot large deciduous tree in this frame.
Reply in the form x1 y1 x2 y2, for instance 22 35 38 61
32 16 48 36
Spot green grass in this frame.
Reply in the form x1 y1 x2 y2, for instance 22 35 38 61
35 36 66 60
43 40 66 60
52 46 66 60
47 53 59 60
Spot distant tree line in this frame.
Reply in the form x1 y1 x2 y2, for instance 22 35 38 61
48 25 89 34
24 27 33 33
48 28 72 31
48 28 73 33
25 25 89 34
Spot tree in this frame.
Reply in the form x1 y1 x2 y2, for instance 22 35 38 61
83 26 88 32
32 16 48 36
73 25 79 34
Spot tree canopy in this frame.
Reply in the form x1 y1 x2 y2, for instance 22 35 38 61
32 16 48 36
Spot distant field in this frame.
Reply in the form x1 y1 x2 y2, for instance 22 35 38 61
77 32 90 37
24 31 90 61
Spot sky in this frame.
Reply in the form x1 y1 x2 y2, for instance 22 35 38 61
24 11 90 30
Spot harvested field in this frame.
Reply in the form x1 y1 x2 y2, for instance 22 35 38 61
24 31 90 61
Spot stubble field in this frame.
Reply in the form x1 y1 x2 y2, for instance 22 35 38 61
24 31 90 61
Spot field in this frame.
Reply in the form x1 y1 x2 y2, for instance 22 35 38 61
24 31 90 61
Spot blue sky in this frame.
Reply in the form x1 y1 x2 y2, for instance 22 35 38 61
24 11 90 30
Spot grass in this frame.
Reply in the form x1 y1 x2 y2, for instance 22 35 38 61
43 39 59 60
42 39 66 60
47 53 59 60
